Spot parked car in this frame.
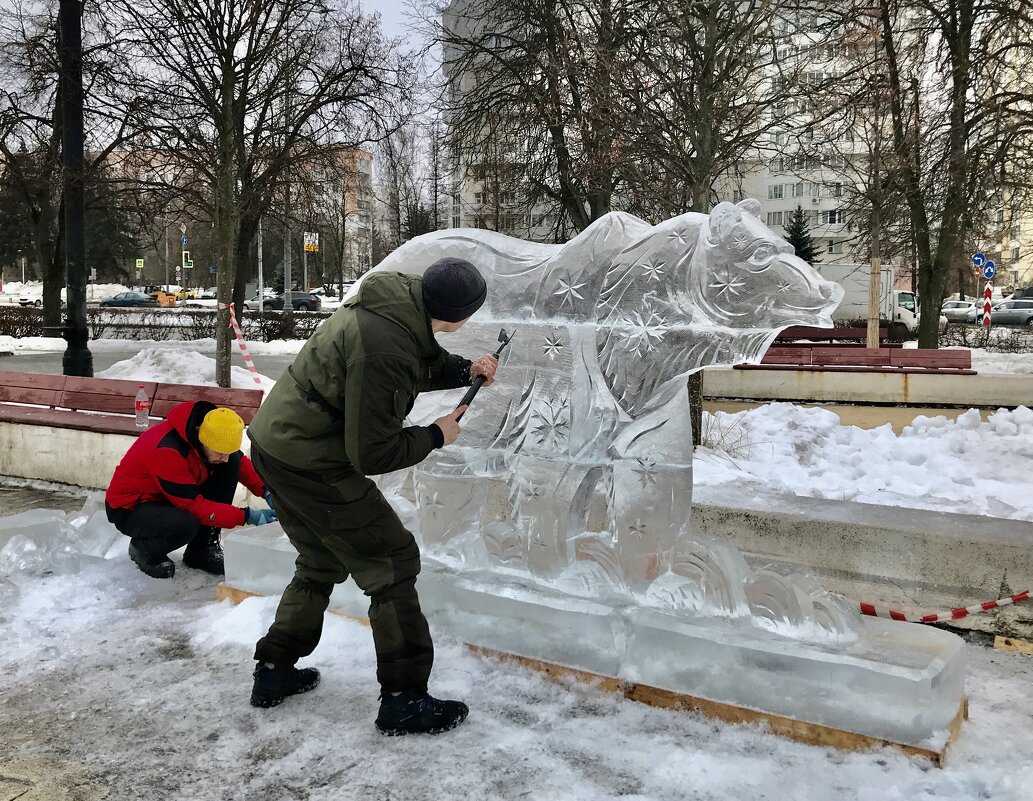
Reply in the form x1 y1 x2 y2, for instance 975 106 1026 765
987 299 1033 326
244 291 322 312
174 289 196 301
99 291 159 308
17 293 42 307
963 300 1031 325
243 293 278 311
940 300 977 323
200 287 218 300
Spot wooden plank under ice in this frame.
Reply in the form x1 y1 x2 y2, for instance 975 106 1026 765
217 583 964 766
215 583 370 627
994 635 1033 655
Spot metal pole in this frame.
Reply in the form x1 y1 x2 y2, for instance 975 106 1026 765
58 0 92 376
303 240 307 291
21 255 25 284
257 217 264 302
164 219 170 291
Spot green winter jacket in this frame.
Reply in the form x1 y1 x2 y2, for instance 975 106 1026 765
247 271 473 477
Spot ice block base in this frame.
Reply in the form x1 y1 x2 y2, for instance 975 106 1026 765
221 528 967 764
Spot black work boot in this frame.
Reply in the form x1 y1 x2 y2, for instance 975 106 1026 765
183 528 225 575
250 663 321 708
128 539 175 579
375 690 469 735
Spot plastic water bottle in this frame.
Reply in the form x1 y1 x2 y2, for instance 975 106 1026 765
134 385 150 428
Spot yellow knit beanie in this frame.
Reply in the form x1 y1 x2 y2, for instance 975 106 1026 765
198 408 244 454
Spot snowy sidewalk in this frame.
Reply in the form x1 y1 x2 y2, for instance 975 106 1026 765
0 553 1031 801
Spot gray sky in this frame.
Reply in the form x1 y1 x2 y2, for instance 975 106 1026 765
362 0 425 42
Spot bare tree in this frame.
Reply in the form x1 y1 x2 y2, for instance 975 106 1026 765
0 1 149 325
111 0 416 385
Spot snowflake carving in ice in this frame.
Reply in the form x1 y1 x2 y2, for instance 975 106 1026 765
531 397 570 448
641 258 666 282
523 483 544 500
633 460 658 489
553 273 587 307
542 334 564 360
709 269 747 299
617 309 669 355
422 491 446 518
777 278 793 294
628 519 647 539
667 228 690 246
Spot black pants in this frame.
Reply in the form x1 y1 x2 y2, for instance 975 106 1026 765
106 453 241 557
250 444 434 692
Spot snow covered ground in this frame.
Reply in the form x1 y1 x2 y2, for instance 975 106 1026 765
1 548 1030 801
2 342 1033 798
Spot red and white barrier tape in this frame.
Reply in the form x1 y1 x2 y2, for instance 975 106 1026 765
859 590 1030 623
219 302 264 389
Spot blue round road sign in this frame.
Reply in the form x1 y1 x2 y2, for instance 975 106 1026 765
983 261 996 280
973 252 986 266
181 235 188 246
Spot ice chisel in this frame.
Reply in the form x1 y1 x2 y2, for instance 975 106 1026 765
455 328 515 422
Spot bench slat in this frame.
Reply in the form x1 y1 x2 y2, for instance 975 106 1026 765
889 350 972 369
0 405 160 435
0 386 62 406
154 383 263 423
810 347 895 366
0 371 67 391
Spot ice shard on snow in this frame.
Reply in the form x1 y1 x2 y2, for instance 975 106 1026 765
226 202 966 748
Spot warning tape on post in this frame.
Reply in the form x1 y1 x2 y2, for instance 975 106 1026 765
219 302 264 390
859 590 1030 624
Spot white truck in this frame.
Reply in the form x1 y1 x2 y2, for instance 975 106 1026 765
814 263 919 335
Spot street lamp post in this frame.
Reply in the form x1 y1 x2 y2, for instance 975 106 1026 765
58 0 92 376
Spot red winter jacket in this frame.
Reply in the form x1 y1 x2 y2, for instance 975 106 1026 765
106 401 265 529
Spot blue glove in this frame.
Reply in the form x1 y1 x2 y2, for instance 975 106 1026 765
263 490 277 515
247 507 277 526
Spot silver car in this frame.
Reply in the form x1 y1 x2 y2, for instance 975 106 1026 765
940 300 976 322
989 299 1033 327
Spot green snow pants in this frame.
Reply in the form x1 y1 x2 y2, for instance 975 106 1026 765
250 444 434 691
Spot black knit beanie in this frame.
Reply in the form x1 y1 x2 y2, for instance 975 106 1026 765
421 257 487 322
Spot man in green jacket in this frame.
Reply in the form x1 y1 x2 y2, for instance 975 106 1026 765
246 257 498 736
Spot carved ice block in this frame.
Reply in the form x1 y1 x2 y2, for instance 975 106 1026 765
227 205 964 748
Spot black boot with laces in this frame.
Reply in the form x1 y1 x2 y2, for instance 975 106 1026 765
250 663 321 708
183 528 225 575
375 689 469 735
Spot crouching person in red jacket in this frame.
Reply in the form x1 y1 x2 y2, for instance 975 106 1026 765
105 401 276 579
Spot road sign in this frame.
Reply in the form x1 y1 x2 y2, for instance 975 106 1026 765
304 231 320 253
983 281 994 327
181 235 188 246
135 258 144 270
973 252 986 267
209 265 217 274
982 261 997 280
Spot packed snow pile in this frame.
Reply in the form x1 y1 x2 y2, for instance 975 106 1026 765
695 403 1033 520
96 347 276 392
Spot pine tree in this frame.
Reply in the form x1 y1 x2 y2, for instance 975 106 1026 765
784 205 820 265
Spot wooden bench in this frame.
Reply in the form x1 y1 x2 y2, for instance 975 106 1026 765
775 326 890 344
0 371 264 436
740 348 974 374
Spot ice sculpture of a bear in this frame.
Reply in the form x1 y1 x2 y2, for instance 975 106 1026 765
361 199 864 644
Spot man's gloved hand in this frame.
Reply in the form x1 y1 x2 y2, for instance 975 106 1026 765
263 490 277 515
246 507 277 526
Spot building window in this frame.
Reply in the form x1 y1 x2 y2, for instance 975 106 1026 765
451 216 461 228
766 211 784 226
821 209 846 225
1012 246 1021 261
768 184 784 200
827 240 843 254
792 182 805 198
831 182 843 197
732 189 746 203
